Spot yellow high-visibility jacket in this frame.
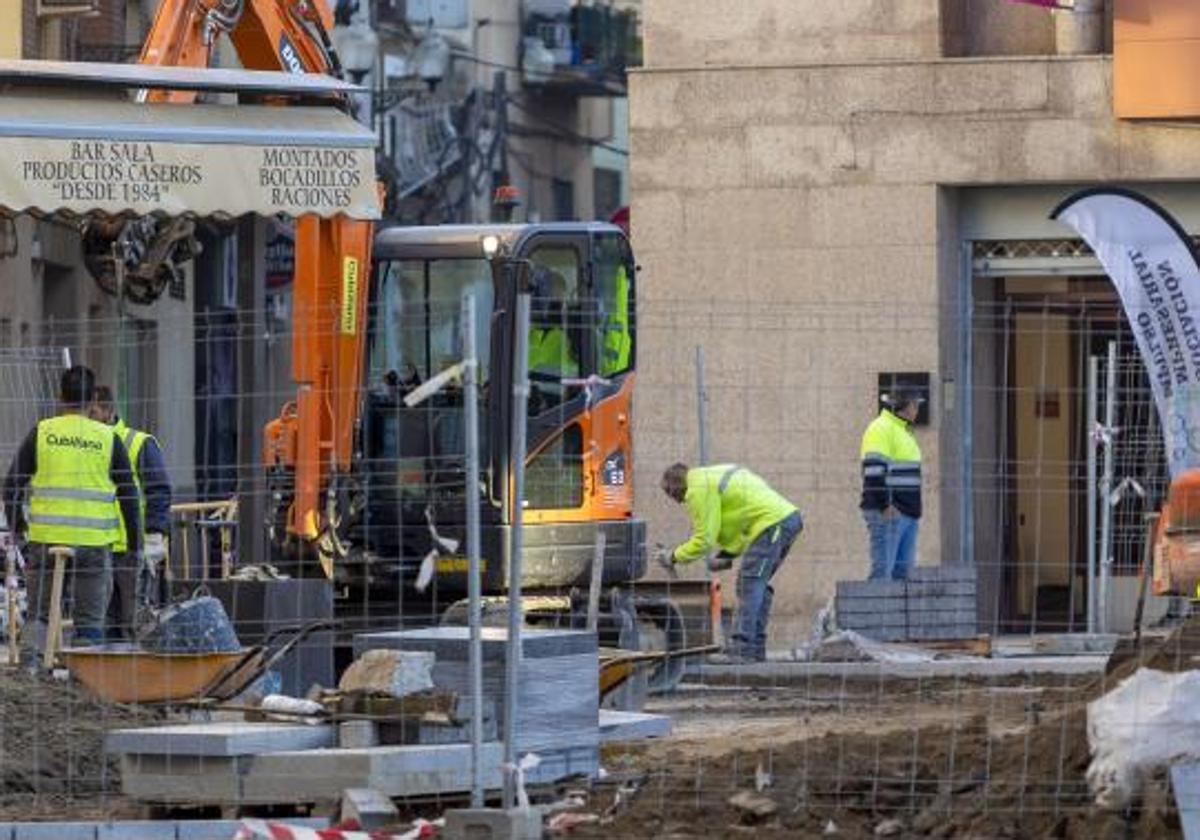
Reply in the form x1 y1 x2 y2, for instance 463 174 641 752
673 464 797 564
860 408 922 518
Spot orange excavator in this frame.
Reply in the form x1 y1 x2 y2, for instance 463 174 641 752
1152 474 1200 597
116 0 710 684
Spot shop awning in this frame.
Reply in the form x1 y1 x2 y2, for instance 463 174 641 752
0 91 380 220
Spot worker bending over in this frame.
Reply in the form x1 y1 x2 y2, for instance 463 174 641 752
2 365 141 653
659 463 802 664
859 388 923 581
91 385 172 639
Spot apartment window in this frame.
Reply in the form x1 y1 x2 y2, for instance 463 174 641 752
593 167 622 221
122 318 158 429
552 179 576 222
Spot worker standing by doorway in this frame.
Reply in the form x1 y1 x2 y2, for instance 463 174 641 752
860 388 924 581
91 385 172 639
2 365 141 655
658 462 802 664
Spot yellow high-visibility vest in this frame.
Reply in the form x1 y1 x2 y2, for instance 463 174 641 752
112 417 153 553
28 414 121 547
528 327 580 378
601 264 631 376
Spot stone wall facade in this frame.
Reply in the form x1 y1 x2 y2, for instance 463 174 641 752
630 0 1200 647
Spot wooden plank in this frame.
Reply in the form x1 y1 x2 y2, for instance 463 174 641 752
912 636 993 657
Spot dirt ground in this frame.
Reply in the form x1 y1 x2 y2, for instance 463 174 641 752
573 632 1200 840
0 669 164 820
4 627 1200 834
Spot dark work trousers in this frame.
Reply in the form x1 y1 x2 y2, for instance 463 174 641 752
731 511 803 661
106 549 139 641
23 543 111 655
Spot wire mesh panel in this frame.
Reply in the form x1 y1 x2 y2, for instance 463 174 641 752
0 346 65 469
0 275 1191 836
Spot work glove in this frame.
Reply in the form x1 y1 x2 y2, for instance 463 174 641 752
138 533 169 613
143 533 168 569
651 544 677 579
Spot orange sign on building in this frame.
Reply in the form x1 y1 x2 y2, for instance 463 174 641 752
1115 0 1200 118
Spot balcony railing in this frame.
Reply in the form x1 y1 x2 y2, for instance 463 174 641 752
521 3 639 97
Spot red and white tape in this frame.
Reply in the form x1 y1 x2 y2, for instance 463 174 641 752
233 818 438 840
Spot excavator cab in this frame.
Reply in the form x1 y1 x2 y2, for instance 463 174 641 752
340 223 644 600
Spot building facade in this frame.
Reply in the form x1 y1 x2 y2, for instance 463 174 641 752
630 0 1200 646
0 0 197 493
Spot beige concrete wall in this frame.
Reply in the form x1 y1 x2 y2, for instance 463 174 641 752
643 0 941 68
0 0 22 59
629 54 1200 648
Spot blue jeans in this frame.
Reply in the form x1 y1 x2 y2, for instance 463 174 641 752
732 511 803 661
864 509 918 580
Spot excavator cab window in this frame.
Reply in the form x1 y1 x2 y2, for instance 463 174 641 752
361 257 495 552
369 258 494 390
527 244 584 415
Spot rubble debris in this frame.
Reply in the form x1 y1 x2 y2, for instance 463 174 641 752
547 810 600 833
726 790 778 820
603 778 643 819
754 760 772 792
340 786 399 831
874 817 903 836
339 650 435 698
798 630 941 664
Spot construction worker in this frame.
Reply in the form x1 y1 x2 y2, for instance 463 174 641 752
528 268 579 412
657 463 802 664
2 365 140 653
91 386 172 639
600 262 631 376
860 388 923 581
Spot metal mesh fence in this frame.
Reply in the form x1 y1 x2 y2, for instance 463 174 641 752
0 280 1188 835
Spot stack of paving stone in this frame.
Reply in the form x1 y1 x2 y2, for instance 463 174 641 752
836 565 977 642
354 626 600 783
110 721 506 806
108 627 602 807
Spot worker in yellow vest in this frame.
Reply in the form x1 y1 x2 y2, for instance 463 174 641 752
860 388 923 581
91 386 172 640
599 263 631 377
528 269 580 413
658 462 803 664
2 366 140 651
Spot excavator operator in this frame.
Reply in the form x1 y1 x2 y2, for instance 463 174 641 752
528 268 579 413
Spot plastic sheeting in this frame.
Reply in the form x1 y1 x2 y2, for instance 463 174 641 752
1088 667 1200 809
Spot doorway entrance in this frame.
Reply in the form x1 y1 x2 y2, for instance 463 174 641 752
972 275 1166 634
